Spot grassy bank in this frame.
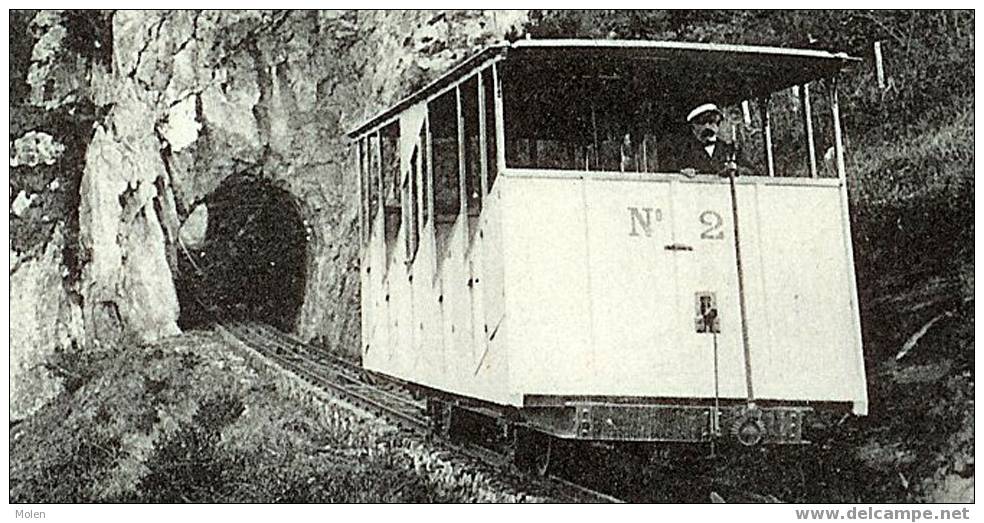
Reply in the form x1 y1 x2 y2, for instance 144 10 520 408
9 331 542 503
845 99 974 502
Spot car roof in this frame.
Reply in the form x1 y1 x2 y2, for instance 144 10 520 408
348 39 860 139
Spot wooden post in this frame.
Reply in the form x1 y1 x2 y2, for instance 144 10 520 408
492 62 506 177
416 124 425 232
424 111 436 275
405 134 416 262
374 129 386 266
425 114 434 227
741 100 752 126
759 95 775 177
374 130 384 215
800 83 818 178
874 41 886 90
357 139 366 244
830 77 848 183
477 70 489 197
455 86 468 216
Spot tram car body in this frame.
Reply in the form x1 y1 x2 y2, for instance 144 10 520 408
349 40 868 446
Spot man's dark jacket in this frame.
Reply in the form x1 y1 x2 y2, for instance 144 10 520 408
661 136 743 174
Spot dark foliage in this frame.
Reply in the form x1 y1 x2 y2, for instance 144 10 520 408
524 10 973 134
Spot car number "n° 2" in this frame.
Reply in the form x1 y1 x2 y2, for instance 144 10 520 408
627 207 724 240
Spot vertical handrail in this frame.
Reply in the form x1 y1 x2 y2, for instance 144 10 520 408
728 168 756 408
800 83 818 178
760 95 775 177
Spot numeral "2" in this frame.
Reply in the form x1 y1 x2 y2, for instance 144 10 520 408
700 210 724 240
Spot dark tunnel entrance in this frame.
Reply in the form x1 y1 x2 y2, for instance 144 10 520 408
176 175 308 331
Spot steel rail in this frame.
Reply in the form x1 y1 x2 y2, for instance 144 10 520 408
223 322 430 431
219 321 622 504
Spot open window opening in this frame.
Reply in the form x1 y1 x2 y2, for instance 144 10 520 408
500 54 848 178
429 87 461 268
482 67 499 193
359 137 378 245
460 76 482 215
502 58 669 173
380 123 401 271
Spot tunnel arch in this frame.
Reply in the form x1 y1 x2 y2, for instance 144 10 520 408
176 174 308 331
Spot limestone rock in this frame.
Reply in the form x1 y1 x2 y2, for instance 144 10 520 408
179 204 209 249
10 131 66 167
78 83 181 346
12 191 38 217
10 226 84 420
160 95 201 152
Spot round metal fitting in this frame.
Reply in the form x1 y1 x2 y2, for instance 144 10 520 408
732 415 766 447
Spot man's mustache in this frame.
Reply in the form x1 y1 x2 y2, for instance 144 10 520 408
700 129 716 139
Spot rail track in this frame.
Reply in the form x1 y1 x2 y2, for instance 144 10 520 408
217 320 623 503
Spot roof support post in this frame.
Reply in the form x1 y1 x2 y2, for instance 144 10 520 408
799 83 818 178
759 94 775 177
492 62 506 176
423 110 438 275
416 122 426 237
404 136 417 264
373 130 386 266
829 77 848 183
357 139 366 245
374 130 384 215
455 86 468 216
424 113 434 228
477 70 489 197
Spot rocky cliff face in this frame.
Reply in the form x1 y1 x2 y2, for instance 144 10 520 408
9 9 527 419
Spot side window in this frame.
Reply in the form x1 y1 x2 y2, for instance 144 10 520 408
358 137 370 244
367 133 381 225
460 76 481 214
429 90 460 269
380 123 401 265
429 89 461 218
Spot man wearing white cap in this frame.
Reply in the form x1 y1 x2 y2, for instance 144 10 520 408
662 103 746 177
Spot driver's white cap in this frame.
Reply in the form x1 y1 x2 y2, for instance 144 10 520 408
687 103 723 122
